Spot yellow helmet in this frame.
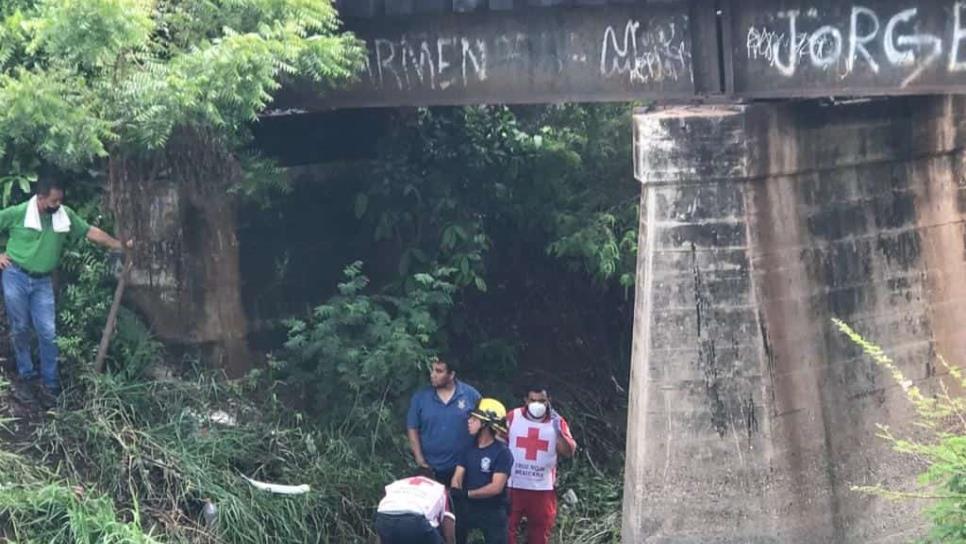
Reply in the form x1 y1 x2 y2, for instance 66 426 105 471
471 398 508 434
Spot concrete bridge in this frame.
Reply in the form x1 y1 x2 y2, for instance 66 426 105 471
277 2 966 543
274 0 966 109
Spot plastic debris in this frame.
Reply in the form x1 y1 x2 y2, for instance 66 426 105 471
208 410 237 426
563 488 578 506
241 474 311 495
202 499 218 527
183 408 238 427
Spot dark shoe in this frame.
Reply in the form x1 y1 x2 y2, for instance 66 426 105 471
11 378 39 406
29 381 58 410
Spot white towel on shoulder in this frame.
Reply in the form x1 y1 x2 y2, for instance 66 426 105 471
24 195 71 233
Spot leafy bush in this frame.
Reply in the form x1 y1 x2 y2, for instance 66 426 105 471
56 239 115 366
276 261 456 422
834 319 966 542
0 0 362 170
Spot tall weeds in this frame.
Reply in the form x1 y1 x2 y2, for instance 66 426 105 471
834 319 966 543
1 368 398 542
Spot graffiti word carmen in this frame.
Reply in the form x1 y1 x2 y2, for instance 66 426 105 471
364 34 489 91
747 2 966 87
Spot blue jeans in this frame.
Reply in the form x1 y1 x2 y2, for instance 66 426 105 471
2 265 58 392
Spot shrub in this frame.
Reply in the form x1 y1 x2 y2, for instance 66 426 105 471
275 261 456 422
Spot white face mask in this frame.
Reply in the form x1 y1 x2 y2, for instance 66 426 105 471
527 401 547 419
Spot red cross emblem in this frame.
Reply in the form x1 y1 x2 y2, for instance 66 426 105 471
515 427 550 460
408 477 433 486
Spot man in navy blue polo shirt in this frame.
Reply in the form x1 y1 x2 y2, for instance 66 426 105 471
407 356 481 487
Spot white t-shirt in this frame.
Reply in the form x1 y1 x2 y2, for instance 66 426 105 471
377 476 453 528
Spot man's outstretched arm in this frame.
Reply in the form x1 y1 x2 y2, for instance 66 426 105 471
86 226 131 251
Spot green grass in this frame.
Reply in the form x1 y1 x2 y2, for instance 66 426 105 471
0 370 400 543
553 464 622 544
0 483 160 543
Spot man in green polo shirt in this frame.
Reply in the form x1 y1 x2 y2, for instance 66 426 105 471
0 172 128 408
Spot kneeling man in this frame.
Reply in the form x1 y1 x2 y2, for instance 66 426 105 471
375 472 456 544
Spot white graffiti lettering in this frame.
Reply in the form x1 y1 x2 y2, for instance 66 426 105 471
600 19 693 84
437 37 455 90
358 15 692 94
883 8 917 66
364 34 488 91
882 8 944 87
772 10 800 76
461 38 487 86
746 25 808 69
374 39 401 90
848 6 880 73
747 2 966 87
809 25 842 68
950 1 966 71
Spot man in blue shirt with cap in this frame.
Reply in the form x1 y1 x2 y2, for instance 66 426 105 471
407 356 481 487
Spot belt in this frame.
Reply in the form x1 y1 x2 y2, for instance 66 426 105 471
11 263 49 279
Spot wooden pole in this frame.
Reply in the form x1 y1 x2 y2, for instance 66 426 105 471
93 252 132 374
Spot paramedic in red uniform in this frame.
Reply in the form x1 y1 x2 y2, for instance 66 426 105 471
506 385 577 544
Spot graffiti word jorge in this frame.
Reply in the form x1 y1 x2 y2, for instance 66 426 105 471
746 2 966 87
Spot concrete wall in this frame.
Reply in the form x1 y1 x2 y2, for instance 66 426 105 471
109 129 254 377
623 97 966 543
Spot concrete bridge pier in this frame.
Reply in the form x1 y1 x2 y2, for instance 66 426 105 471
623 97 966 543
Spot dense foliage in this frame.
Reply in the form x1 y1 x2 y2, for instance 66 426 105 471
0 0 361 177
355 105 638 292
